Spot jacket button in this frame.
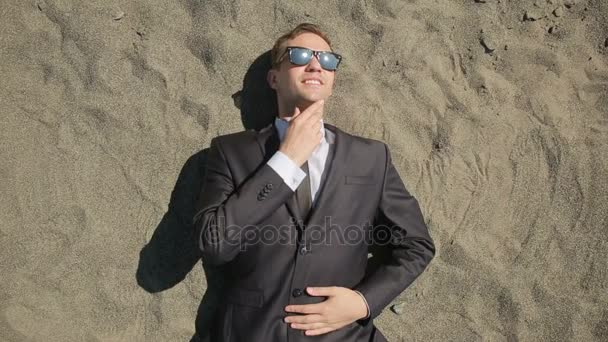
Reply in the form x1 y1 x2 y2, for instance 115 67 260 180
292 288 303 297
299 246 308 255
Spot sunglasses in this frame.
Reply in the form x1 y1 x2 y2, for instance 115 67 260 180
278 46 343 71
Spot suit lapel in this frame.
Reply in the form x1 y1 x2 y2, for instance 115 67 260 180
304 123 345 230
254 121 346 231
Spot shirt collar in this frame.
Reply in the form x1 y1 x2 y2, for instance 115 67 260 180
275 115 325 142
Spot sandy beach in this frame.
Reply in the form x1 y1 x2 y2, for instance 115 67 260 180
1 0 607 340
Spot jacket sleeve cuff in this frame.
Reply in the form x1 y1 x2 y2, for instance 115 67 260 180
266 151 306 191
353 290 371 320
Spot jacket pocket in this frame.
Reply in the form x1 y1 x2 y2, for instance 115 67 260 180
344 175 376 185
226 287 265 308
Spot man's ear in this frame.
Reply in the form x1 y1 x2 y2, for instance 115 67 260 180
267 69 277 90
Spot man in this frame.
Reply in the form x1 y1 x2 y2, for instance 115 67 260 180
193 23 435 341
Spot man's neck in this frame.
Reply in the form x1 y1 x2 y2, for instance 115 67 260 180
277 102 319 120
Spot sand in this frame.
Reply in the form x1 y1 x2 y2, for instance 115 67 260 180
1 0 607 341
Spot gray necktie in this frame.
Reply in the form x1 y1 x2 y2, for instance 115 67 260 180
295 161 312 220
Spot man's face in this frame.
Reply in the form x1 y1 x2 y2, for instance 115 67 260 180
268 32 336 108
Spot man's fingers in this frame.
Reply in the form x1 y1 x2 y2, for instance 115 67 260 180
305 326 336 336
284 313 324 325
290 321 326 331
293 106 301 117
302 102 324 128
291 100 324 123
285 302 324 314
299 100 324 120
312 100 324 118
289 318 352 333
312 120 322 132
307 286 337 296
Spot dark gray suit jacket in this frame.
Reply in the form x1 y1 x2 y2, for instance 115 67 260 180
193 121 435 341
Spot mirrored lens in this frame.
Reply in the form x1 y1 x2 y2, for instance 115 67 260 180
318 52 339 70
290 48 313 65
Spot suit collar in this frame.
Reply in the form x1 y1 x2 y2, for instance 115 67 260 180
255 121 281 161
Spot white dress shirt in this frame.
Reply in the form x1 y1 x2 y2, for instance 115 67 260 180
266 116 330 207
265 115 371 320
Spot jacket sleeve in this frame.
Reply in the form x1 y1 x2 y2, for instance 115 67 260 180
192 137 297 266
353 143 436 324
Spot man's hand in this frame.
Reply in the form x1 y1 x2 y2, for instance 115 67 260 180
283 286 368 336
278 100 325 167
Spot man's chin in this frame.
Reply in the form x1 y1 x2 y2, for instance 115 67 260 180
297 96 327 105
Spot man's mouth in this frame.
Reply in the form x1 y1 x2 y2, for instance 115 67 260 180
302 79 323 86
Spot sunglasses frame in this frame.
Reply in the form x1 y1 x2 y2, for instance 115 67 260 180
278 46 343 71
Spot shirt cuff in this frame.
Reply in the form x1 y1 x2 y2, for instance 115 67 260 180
353 290 370 319
266 151 306 191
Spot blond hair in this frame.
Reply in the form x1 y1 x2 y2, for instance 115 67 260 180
270 23 333 70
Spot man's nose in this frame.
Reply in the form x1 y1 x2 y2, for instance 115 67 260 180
305 54 323 71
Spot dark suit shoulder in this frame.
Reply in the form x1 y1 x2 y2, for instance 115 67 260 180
338 129 387 153
332 129 387 173
213 128 257 141
211 127 260 147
